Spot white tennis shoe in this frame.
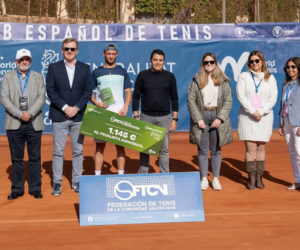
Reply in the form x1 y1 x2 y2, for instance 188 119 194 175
212 177 222 191
201 177 209 190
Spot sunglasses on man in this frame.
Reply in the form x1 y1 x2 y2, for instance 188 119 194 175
18 57 32 62
64 47 77 52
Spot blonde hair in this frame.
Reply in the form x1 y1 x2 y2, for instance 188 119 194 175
62 38 78 49
247 50 270 81
198 52 230 89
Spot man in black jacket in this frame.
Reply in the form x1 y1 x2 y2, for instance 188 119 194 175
132 49 179 173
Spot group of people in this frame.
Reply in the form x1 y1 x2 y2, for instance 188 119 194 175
0 38 178 200
188 50 300 192
0 37 299 201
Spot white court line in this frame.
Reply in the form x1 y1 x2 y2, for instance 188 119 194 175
205 210 300 216
0 210 300 224
0 218 77 224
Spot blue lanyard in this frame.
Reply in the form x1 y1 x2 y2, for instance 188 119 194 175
16 70 30 96
284 79 297 102
251 72 262 94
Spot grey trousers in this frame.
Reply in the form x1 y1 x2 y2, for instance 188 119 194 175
52 120 83 185
139 113 171 173
198 110 221 178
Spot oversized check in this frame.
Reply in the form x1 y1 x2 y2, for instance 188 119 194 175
80 104 166 156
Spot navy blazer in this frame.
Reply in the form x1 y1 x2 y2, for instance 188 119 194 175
46 60 93 122
279 83 300 127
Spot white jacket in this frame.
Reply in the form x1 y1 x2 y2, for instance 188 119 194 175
236 71 278 141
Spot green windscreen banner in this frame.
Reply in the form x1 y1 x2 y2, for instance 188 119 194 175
80 104 166 156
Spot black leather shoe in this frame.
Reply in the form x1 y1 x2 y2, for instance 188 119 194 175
29 191 43 199
7 192 24 200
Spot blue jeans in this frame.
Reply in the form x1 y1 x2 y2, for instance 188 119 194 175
139 113 171 173
52 120 84 185
198 110 221 178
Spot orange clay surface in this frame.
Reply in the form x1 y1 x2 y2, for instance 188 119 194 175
0 131 299 250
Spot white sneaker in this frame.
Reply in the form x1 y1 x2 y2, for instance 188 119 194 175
212 178 222 191
201 177 209 190
287 183 300 190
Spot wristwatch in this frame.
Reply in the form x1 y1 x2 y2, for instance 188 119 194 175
172 117 178 121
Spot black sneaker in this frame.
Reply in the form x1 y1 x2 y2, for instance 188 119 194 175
52 183 62 196
7 192 24 200
72 182 79 193
29 191 43 199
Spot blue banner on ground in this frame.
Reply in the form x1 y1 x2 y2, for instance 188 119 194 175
79 172 204 226
0 22 298 134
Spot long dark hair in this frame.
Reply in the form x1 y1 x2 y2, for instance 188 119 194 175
283 57 300 85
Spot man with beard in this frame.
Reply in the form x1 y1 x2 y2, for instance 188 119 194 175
132 49 179 173
91 44 132 175
1 49 45 199
46 38 93 196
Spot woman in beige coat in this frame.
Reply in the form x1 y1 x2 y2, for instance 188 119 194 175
188 52 233 191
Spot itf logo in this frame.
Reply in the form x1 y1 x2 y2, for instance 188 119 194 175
106 176 176 201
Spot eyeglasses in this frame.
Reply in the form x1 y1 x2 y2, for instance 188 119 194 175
249 59 260 64
286 65 297 69
18 57 31 62
203 60 215 65
64 47 77 52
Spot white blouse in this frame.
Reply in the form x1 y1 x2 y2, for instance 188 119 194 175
201 77 219 107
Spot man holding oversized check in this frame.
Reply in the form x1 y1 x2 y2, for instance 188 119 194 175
132 49 179 173
91 44 132 175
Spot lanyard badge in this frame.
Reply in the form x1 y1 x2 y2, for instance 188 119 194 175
19 96 28 111
17 70 30 111
282 80 298 117
251 72 262 108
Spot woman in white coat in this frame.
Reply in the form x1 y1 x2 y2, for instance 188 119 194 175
236 50 277 190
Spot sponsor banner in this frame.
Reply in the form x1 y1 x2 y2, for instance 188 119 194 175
79 172 204 226
0 22 299 134
0 22 299 41
80 104 166 156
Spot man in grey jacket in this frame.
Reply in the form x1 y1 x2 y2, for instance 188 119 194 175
0 49 45 200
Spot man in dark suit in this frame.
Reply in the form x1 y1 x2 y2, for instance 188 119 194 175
1 48 45 199
46 38 93 196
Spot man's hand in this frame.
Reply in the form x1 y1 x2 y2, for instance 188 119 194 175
118 107 128 116
94 101 108 109
169 120 177 132
64 106 78 118
210 118 222 128
20 111 32 122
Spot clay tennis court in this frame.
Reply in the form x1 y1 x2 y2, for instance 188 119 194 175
0 131 299 250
